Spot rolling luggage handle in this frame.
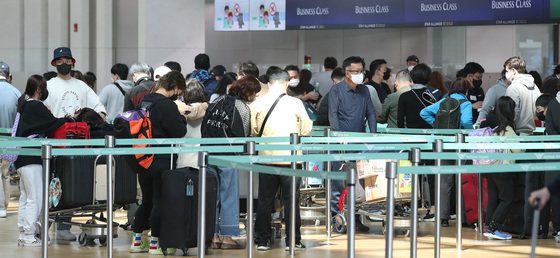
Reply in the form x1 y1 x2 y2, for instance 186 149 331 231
93 155 116 204
530 199 540 258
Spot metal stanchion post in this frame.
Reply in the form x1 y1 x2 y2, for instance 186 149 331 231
324 128 332 238
347 167 357 258
41 144 52 258
197 151 209 258
244 141 256 258
105 136 115 258
385 161 397 258
409 148 421 258
433 139 443 258
477 164 483 237
455 133 464 253
289 133 299 257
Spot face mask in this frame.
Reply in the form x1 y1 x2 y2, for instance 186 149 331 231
383 70 391 80
505 71 515 82
169 94 178 101
472 79 482 88
350 73 364 85
56 63 72 75
407 66 414 72
537 111 546 121
287 79 299 87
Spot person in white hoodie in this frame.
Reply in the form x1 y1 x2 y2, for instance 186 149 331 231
503 56 541 136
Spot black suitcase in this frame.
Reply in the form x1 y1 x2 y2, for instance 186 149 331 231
51 155 96 209
160 167 217 255
95 155 138 205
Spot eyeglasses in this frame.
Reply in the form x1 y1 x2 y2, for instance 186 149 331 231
346 70 364 75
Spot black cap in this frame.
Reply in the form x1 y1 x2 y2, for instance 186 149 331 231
406 55 419 63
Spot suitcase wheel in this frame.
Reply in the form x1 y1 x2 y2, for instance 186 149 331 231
162 247 168 256
182 247 188 256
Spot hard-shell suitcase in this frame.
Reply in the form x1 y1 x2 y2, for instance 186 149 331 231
461 173 488 224
94 155 137 205
160 167 217 255
51 155 96 209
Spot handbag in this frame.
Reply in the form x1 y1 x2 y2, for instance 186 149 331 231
0 113 38 163
303 102 318 121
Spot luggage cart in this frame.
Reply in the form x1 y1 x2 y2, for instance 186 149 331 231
332 160 414 236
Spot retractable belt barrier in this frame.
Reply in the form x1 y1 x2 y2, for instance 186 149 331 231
0 125 554 258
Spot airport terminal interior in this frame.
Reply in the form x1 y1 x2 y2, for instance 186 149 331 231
1 0 560 258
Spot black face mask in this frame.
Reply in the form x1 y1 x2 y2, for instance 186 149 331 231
383 70 391 80
472 79 482 88
537 111 546 121
56 63 72 75
169 94 178 101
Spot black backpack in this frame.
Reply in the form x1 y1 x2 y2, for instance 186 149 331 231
433 96 467 129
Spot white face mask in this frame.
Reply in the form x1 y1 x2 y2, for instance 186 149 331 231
505 70 515 82
350 73 364 85
288 79 300 87
407 66 414 71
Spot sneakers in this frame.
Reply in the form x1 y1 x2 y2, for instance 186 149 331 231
423 213 435 222
148 236 175 255
56 230 76 241
0 210 6 218
18 236 42 247
256 242 270 251
19 238 42 247
485 230 512 240
129 233 148 253
148 246 175 255
284 242 306 251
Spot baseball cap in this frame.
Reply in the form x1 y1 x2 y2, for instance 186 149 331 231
0 61 9 77
210 65 226 77
51 47 76 66
153 66 172 82
406 55 419 63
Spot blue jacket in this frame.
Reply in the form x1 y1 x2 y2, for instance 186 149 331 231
419 93 473 129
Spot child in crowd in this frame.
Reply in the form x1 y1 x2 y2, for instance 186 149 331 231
483 96 524 240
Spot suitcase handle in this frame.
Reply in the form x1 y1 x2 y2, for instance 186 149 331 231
93 155 116 204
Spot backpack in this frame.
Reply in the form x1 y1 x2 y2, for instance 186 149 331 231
113 103 157 170
433 96 467 129
468 127 503 165
0 112 39 163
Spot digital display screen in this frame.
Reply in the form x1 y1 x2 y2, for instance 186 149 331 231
285 0 560 30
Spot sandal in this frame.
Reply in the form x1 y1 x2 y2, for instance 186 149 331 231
210 241 222 249
220 240 244 249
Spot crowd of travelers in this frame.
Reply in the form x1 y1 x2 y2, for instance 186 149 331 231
1 47 560 252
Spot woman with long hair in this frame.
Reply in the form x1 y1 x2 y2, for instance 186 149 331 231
14 75 72 246
209 72 237 103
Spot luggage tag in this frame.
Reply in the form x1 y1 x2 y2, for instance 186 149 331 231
186 179 194 197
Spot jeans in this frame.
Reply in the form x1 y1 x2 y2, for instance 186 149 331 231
255 171 301 245
17 164 43 235
330 161 344 215
208 165 240 237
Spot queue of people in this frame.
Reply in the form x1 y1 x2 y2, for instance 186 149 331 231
1 48 560 253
